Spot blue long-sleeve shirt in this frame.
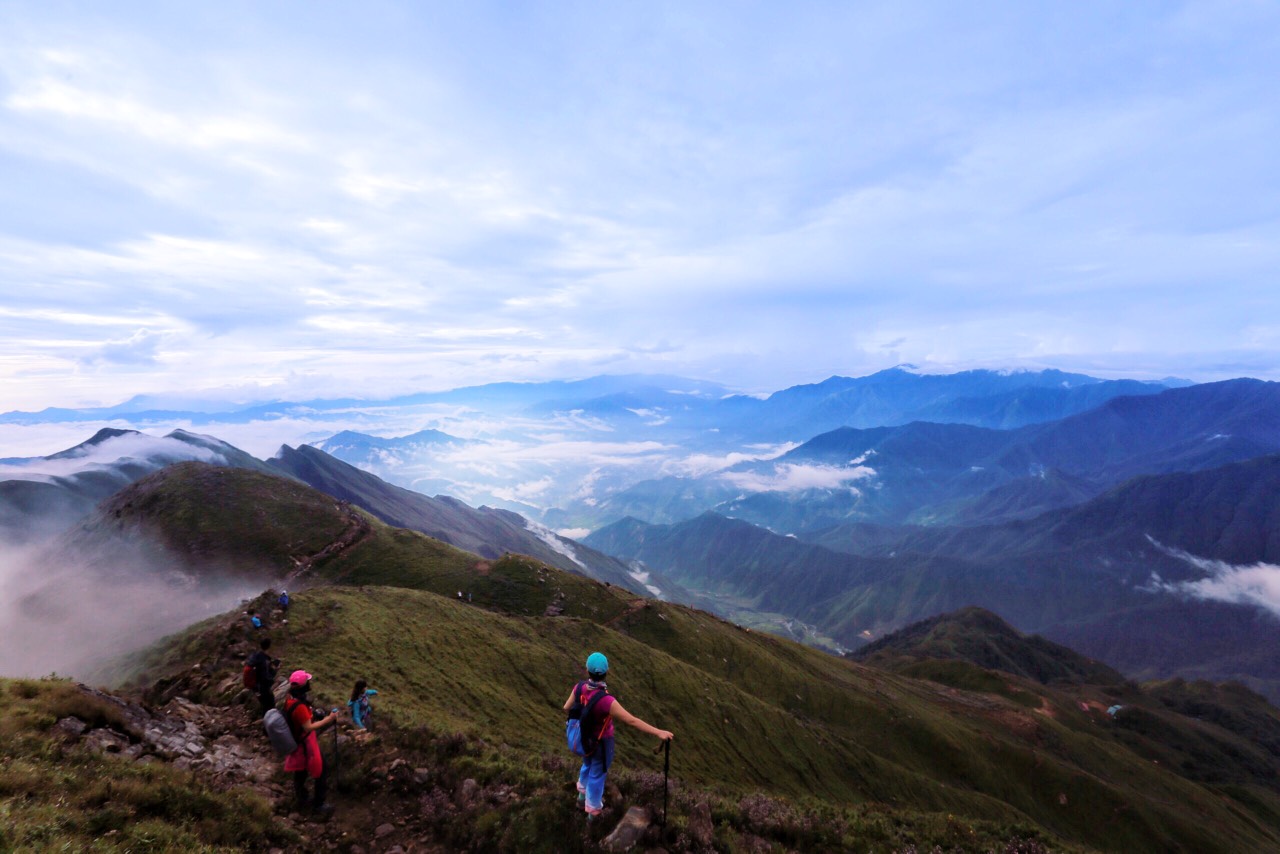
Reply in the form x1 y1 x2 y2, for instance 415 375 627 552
347 689 378 728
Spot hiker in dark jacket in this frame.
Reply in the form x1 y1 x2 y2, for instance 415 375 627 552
246 638 279 717
563 652 673 817
284 670 338 814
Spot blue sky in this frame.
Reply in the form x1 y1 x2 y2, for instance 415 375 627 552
1 1 1278 410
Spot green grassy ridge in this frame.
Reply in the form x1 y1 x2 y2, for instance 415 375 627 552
0 678 294 852
853 608 1127 688
88 461 352 573
316 517 636 623
127 583 1280 853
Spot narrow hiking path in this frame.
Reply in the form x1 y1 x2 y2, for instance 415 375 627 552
113 596 664 853
287 503 373 583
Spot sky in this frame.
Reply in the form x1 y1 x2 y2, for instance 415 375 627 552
1 0 1278 412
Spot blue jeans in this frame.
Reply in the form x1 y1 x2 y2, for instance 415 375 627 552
576 737 615 813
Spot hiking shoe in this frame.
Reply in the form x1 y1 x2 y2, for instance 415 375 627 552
312 802 335 816
576 791 586 805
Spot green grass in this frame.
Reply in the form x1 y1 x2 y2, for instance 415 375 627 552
0 678 295 853
83 463 1280 852
117 580 1280 853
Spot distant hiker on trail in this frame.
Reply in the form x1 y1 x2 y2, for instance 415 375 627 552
278 590 290 613
284 670 338 815
347 679 379 729
563 652 673 818
249 611 263 630
245 638 280 717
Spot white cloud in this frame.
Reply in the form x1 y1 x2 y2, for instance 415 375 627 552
1146 539 1280 618
0 430 225 481
524 519 586 569
720 463 876 494
665 443 798 478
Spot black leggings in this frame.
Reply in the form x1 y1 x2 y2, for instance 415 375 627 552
293 761 328 807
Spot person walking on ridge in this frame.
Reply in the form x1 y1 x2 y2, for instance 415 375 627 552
283 670 339 815
563 652 673 818
246 638 280 717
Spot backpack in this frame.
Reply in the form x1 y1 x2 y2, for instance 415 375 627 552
565 683 611 757
243 663 258 690
264 707 298 757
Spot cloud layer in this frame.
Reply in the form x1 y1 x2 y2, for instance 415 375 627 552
2 2 1280 411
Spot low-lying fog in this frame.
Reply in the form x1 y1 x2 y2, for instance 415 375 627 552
0 537 267 683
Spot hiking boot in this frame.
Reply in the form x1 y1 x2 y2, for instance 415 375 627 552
576 791 586 805
312 802 335 816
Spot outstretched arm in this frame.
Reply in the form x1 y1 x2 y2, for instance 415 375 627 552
300 710 337 733
609 701 673 742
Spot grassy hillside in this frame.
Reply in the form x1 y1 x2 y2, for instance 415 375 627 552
0 677 293 852
116 579 1280 853
853 608 1127 688
82 461 1280 852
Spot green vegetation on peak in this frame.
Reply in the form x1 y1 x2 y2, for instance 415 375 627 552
853 607 1127 688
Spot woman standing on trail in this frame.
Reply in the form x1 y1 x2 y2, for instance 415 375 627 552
347 679 379 729
284 670 338 815
563 652 674 818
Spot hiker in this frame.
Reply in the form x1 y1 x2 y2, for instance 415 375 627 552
278 590 290 613
283 670 338 814
347 679 379 729
250 611 263 630
245 638 280 717
563 652 673 818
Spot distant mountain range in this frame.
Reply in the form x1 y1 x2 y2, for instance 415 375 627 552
586 451 1280 700
0 368 1199 531
580 378 1280 531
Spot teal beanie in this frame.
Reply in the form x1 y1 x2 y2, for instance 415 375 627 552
586 652 609 677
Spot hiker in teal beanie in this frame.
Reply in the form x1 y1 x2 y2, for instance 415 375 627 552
563 652 674 817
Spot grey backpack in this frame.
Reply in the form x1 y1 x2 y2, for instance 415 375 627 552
264 707 298 757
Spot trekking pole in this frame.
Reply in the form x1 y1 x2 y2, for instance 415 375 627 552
331 709 340 790
652 737 671 827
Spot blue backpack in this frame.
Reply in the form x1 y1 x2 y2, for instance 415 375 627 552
565 682 611 757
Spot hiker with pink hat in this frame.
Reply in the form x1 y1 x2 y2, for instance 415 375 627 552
283 670 339 814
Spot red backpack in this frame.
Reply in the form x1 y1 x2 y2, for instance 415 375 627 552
243 663 258 690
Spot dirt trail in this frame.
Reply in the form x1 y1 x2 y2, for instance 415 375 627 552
287 503 373 582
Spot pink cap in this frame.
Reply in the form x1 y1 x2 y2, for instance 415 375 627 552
288 670 312 685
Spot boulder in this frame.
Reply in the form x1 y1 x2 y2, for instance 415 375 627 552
603 806 652 852
375 823 396 839
688 801 714 849
81 728 131 755
457 778 480 807
53 716 88 739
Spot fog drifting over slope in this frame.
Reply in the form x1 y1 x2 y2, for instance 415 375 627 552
0 537 265 681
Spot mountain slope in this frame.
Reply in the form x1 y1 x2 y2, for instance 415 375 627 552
91 466 1280 853
588 451 1280 698
268 443 659 594
853 608 1127 688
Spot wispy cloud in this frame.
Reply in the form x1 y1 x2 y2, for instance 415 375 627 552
1147 540 1280 619
720 463 876 494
